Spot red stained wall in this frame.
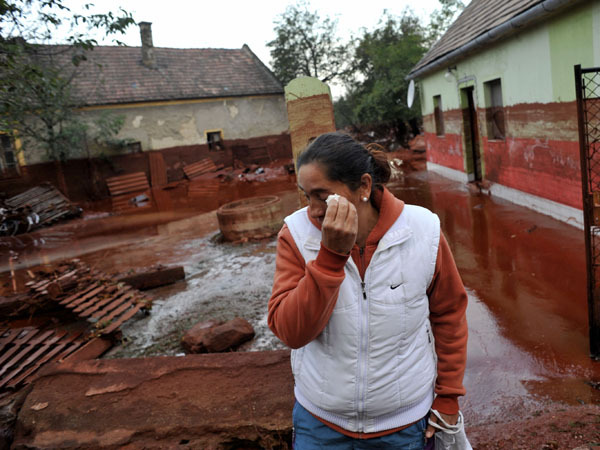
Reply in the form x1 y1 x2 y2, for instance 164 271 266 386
1 133 292 202
423 101 583 210
424 132 464 172
482 137 582 209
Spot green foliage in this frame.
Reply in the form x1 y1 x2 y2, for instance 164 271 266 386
336 11 428 143
427 0 465 45
0 0 134 161
267 0 351 86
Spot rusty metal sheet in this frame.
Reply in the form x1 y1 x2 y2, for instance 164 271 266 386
106 172 150 197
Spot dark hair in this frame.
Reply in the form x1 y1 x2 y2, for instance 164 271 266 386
297 132 391 193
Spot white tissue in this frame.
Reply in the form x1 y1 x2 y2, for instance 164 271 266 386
325 194 340 205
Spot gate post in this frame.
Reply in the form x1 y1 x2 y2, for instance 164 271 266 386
575 64 600 359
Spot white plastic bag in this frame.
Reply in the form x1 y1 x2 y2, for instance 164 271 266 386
428 409 473 450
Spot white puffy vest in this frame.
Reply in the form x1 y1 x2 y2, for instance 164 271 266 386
285 204 441 434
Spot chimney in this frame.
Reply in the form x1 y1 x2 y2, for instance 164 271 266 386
139 22 156 69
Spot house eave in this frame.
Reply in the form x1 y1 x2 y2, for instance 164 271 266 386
407 0 589 81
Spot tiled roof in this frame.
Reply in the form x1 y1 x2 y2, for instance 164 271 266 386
411 0 545 76
43 45 283 106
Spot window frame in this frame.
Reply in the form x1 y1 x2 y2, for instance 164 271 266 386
484 78 506 141
433 95 445 137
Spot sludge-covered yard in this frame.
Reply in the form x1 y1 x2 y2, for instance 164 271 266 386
1 149 600 448
0 160 302 448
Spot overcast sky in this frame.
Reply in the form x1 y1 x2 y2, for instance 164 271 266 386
56 0 452 67
45 0 465 98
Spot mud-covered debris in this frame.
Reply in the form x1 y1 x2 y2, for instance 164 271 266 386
182 318 255 353
0 183 81 236
116 265 185 290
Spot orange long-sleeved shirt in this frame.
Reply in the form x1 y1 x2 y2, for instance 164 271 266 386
268 187 468 438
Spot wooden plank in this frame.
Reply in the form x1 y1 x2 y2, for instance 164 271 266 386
0 329 21 346
0 330 67 388
58 282 100 305
106 172 149 197
80 290 133 318
96 302 135 330
149 152 168 187
12 336 80 388
62 337 112 362
63 285 107 309
25 330 56 346
72 285 119 314
183 159 218 180
92 295 132 320
101 304 143 335
117 266 185 290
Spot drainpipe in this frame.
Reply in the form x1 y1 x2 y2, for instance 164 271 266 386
408 0 588 80
139 21 157 69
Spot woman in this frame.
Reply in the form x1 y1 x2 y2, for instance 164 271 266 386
268 132 468 449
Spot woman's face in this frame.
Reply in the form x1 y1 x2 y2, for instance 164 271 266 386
297 162 361 225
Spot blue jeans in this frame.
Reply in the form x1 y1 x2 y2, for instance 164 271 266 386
292 402 427 449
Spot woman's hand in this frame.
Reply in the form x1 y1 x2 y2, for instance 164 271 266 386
321 196 358 255
425 411 459 439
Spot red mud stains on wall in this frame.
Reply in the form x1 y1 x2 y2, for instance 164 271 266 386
424 132 464 171
483 137 582 209
506 101 578 135
423 109 465 172
424 101 583 209
482 101 581 209
1 133 292 202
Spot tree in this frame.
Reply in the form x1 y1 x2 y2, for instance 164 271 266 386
0 0 135 162
267 1 351 86
427 0 465 44
336 11 428 143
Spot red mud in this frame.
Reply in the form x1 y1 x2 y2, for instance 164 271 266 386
0 162 297 288
2 160 600 448
390 170 600 447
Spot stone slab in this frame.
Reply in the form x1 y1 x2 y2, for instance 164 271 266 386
13 350 293 449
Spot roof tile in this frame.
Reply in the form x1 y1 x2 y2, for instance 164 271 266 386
42 45 283 106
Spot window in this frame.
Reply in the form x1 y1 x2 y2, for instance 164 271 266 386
484 79 505 140
1 135 17 169
206 130 224 150
126 141 142 153
433 95 444 136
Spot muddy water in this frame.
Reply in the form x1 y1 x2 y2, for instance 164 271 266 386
2 168 598 427
388 171 600 424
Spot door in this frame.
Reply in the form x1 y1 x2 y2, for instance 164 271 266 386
461 86 482 182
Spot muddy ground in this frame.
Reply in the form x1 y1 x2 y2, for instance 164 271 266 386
1 155 600 448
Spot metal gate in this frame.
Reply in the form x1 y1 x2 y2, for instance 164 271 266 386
575 64 600 359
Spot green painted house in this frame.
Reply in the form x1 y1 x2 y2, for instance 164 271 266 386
408 0 600 227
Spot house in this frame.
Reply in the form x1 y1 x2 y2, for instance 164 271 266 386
4 22 291 199
408 0 599 227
